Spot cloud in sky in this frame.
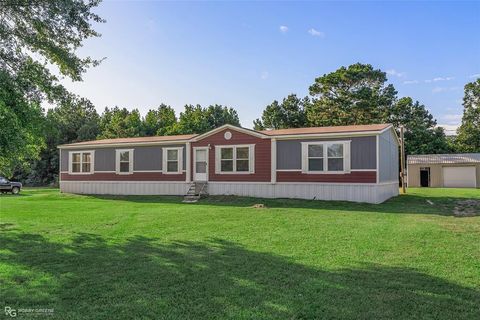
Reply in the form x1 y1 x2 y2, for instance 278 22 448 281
425 76 454 83
469 73 480 78
437 124 459 136
308 28 325 37
438 113 463 135
386 69 406 78
442 113 462 124
433 77 454 81
432 86 459 93
260 71 269 80
279 25 288 33
404 76 455 84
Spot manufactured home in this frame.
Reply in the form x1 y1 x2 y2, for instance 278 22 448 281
58 124 399 203
407 153 480 188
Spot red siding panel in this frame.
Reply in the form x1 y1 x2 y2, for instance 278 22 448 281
192 128 271 182
61 172 185 181
277 171 376 183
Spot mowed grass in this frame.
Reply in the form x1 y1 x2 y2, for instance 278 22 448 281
0 188 479 319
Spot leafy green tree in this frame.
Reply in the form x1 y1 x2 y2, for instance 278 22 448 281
176 104 240 134
1 0 103 82
49 98 101 143
13 98 100 185
174 105 206 134
0 0 103 176
306 63 397 126
446 135 458 153
253 63 450 156
456 79 480 152
205 104 241 129
387 97 451 155
143 104 178 136
253 94 308 130
99 107 143 139
0 70 45 177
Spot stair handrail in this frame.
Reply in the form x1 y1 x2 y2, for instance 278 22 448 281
198 182 207 195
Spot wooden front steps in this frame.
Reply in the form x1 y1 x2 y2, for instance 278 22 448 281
183 182 208 203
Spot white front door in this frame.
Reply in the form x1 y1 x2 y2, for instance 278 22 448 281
194 148 208 181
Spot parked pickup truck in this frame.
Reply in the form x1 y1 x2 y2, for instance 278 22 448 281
0 176 22 194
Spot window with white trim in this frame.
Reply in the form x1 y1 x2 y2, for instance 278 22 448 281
116 149 134 174
162 147 183 174
307 144 324 172
69 151 94 174
236 147 249 172
327 144 344 171
220 147 234 172
302 141 350 173
216 145 254 174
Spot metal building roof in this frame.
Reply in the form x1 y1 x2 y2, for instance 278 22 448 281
407 153 480 165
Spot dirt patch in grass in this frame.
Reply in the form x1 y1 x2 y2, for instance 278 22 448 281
453 200 480 217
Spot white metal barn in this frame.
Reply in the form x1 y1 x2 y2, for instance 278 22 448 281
407 153 480 188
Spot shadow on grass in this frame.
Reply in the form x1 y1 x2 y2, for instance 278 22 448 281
0 223 16 230
0 193 32 198
1 231 478 319
86 193 472 216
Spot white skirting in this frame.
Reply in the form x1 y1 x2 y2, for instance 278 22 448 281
208 181 398 204
60 181 399 204
60 181 190 196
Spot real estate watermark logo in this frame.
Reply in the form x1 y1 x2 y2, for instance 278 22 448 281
4 306 54 317
5 306 16 317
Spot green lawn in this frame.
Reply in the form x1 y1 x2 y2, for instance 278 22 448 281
1 188 479 319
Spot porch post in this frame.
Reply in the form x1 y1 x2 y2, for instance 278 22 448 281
271 138 276 184
186 142 191 183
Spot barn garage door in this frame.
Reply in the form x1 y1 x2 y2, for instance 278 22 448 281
443 166 477 188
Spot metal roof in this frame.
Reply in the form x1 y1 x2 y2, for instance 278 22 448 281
59 134 197 148
260 124 391 136
407 153 480 165
58 123 394 149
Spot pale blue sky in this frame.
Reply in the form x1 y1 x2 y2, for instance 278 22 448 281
62 0 480 133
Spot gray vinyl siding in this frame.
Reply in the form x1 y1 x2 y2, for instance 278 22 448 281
134 145 186 171
60 144 186 172
276 140 302 169
134 146 162 171
277 136 377 170
60 149 69 171
95 148 115 171
378 128 399 183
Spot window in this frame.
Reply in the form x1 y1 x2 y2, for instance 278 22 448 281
236 147 249 172
216 145 254 174
327 144 344 171
69 151 94 174
307 144 324 172
221 148 233 172
72 153 81 173
162 147 183 174
167 149 179 172
301 141 350 174
116 149 133 174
